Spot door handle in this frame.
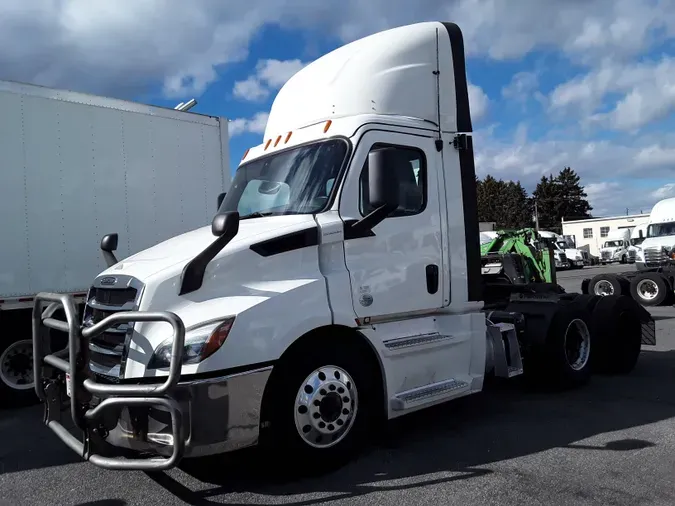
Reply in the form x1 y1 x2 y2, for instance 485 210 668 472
426 264 439 294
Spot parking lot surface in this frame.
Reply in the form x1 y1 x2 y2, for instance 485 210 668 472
2 263 675 506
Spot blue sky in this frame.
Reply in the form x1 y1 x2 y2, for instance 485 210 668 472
1 0 675 217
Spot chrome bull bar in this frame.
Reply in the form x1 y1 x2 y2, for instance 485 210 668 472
32 292 186 471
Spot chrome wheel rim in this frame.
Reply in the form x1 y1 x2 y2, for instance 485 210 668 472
0 340 34 390
593 280 614 296
637 279 659 300
564 318 591 371
294 365 358 449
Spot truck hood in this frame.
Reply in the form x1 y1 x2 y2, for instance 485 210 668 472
641 237 675 251
100 214 318 280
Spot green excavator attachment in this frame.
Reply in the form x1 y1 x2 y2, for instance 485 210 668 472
480 228 557 284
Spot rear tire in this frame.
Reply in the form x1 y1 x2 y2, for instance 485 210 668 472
259 336 380 476
524 300 593 389
589 273 624 297
629 273 668 306
0 336 38 408
591 295 643 375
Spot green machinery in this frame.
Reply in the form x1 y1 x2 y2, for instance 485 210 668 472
480 228 557 285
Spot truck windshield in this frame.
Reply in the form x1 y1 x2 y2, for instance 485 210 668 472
603 240 622 247
647 222 675 238
219 139 348 218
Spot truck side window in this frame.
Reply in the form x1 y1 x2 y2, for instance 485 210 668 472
358 144 427 217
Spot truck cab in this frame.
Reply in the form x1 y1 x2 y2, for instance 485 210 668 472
637 198 675 270
31 21 654 474
600 229 631 265
537 230 570 269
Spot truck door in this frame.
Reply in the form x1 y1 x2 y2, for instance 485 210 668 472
338 130 445 319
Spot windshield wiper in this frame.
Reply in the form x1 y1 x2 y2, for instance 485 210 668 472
239 211 278 220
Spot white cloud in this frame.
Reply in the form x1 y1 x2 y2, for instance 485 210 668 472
550 56 675 131
233 59 306 101
651 183 675 200
468 82 489 120
229 112 269 136
2 0 675 99
501 71 539 101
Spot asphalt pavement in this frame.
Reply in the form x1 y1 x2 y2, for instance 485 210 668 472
2 263 675 506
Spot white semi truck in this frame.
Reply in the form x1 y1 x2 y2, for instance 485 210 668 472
599 229 631 265
0 80 231 407
31 22 654 474
583 198 675 306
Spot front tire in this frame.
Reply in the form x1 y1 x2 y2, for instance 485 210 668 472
260 337 380 476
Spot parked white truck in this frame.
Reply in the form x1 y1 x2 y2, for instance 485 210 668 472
583 198 675 306
0 80 231 407
635 198 675 271
599 229 631 265
32 22 654 474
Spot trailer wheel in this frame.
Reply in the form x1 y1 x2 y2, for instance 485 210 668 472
591 295 643 374
629 273 668 306
525 301 593 389
589 274 623 297
0 336 37 408
259 336 379 475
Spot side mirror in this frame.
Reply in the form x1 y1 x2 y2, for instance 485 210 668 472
180 211 241 296
217 192 226 210
212 211 240 237
100 233 119 267
350 148 400 237
367 149 399 210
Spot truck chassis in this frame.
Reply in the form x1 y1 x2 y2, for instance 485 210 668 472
582 265 675 307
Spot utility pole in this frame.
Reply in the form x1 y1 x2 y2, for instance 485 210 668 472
534 200 540 232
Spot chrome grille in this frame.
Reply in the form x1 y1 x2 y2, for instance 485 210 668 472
559 253 568 263
644 247 667 266
601 251 612 260
82 275 143 378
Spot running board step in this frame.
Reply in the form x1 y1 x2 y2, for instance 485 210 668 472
390 378 470 411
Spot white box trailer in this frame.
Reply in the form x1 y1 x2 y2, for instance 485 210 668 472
0 80 231 406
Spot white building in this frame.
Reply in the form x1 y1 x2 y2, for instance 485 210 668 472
561 214 650 257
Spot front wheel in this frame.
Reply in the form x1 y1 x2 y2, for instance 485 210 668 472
259 339 380 475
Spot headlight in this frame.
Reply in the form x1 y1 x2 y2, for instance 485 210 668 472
148 317 235 369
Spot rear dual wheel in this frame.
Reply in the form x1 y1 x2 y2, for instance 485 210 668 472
523 299 594 389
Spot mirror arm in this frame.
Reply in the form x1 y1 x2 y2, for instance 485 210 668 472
102 251 118 268
350 203 398 236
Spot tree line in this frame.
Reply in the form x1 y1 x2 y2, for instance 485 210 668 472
476 167 593 234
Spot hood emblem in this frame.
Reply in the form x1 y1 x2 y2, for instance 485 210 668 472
99 276 117 286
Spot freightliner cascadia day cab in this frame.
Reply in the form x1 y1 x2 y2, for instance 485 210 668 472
599 229 631 265
32 22 655 473
0 80 231 408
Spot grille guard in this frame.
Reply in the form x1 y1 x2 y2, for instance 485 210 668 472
32 292 186 471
